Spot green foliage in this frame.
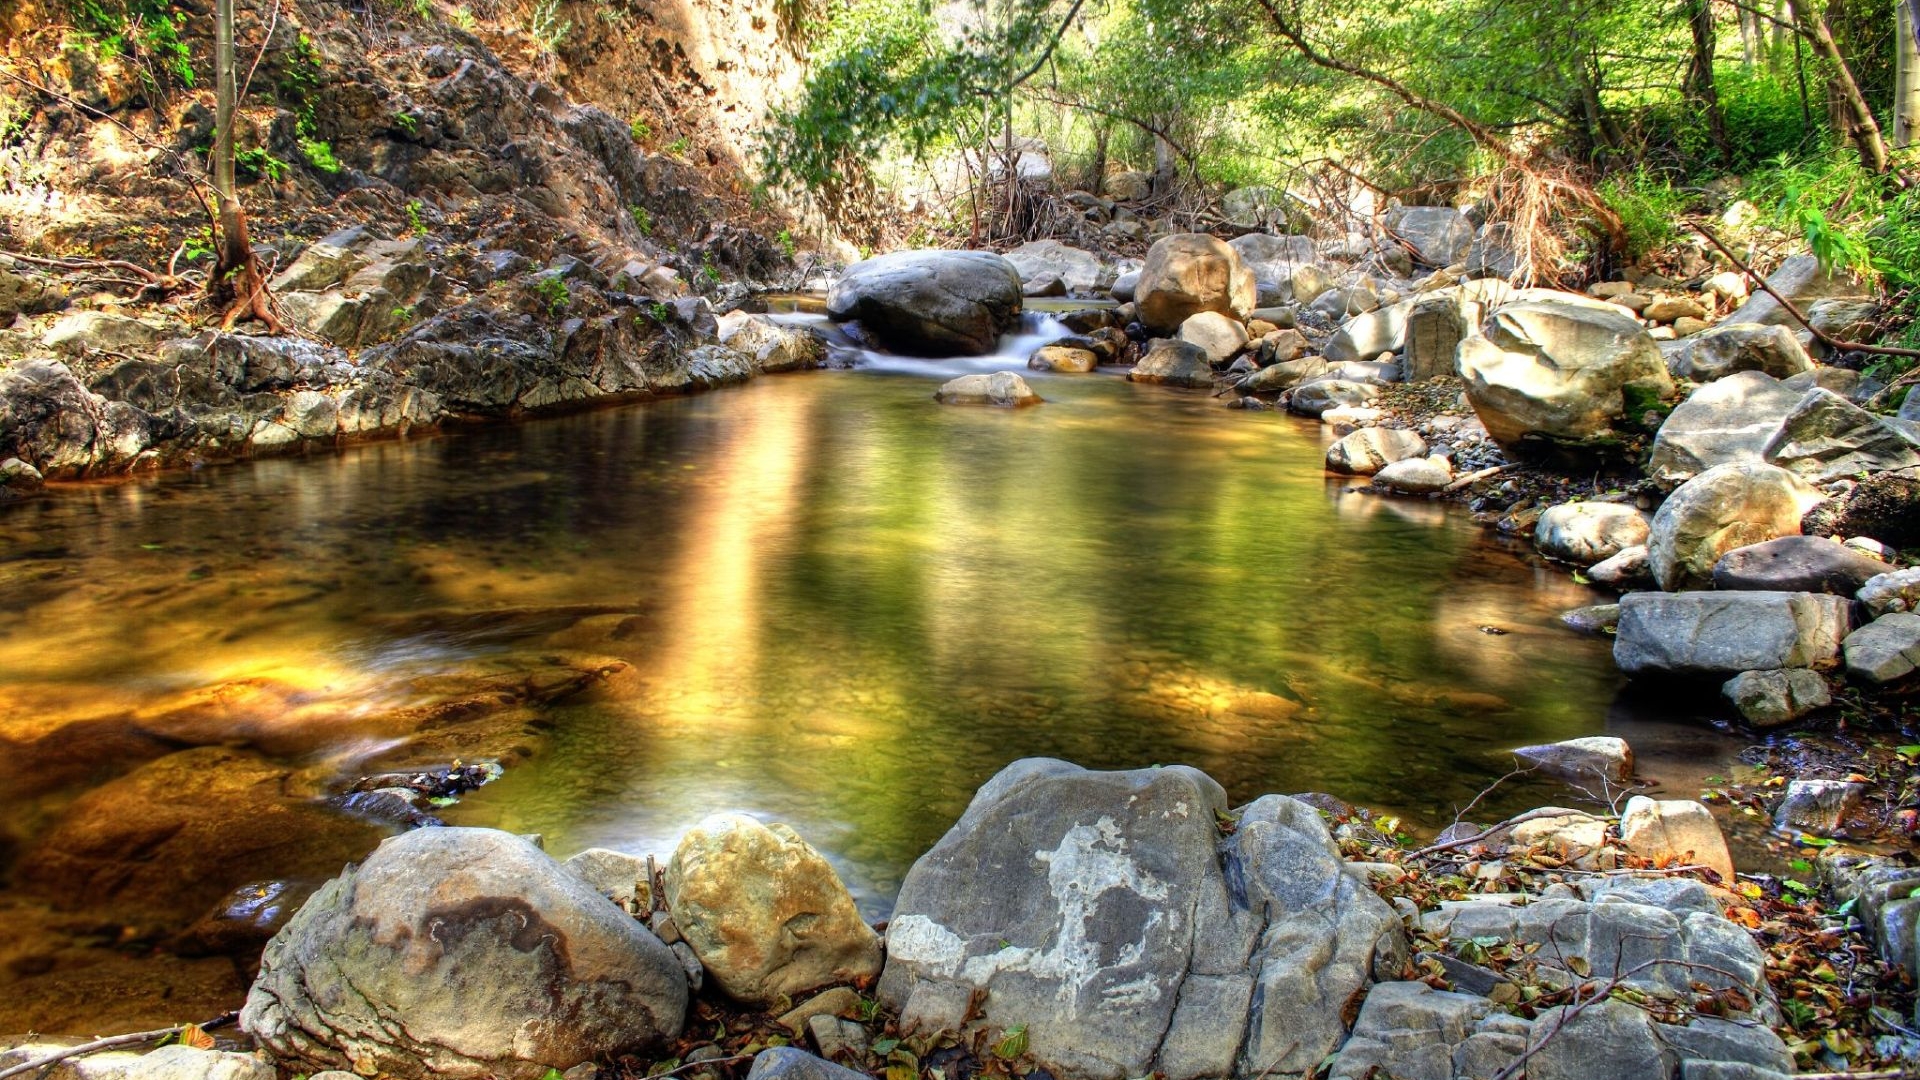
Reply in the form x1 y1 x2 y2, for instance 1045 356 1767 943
648 300 671 322
534 274 571 315
630 117 652 143
301 138 341 174
1599 169 1687 259
665 135 691 157
406 199 429 237
393 111 419 135
528 0 571 55
235 146 290 182
1746 152 1879 277
776 228 797 259
629 205 653 235
69 0 193 87
450 4 478 29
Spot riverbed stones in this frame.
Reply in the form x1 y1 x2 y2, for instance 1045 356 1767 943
1667 323 1813 383
241 827 688 1080
1455 299 1673 454
1177 310 1249 363
1533 501 1650 565
1588 544 1652 587
878 759 1402 1080
1129 340 1214 389
1323 302 1409 366
1618 797 1735 880
1291 378 1380 416
1774 779 1865 836
1722 668 1831 727
1133 233 1257 334
1003 241 1109 297
1646 462 1820 591
1842 612 1920 684
1801 466 1920 548
1227 234 1316 294
1762 388 1920 482
933 371 1041 407
1647 371 1805 486
1511 736 1632 786
1860 567 1920 616
664 813 881 1008
1614 591 1851 677
1028 344 1098 372
1711 535 1888 595
826 250 1023 356
0 1044 277 1080
1325 427 1427 475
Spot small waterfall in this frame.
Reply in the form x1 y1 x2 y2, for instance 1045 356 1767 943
767 306 1074 378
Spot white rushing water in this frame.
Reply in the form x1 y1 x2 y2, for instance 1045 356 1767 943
767 308 1074 379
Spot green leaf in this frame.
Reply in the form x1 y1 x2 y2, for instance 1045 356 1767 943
992 1026 1029 1060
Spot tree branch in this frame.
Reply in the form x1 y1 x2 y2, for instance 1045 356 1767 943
0 1015 237 1080
1684 220 1920 359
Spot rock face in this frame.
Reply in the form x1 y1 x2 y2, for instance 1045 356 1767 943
1455 300 1673 453
826 251 1023 357
1614 591 1852 677
1128 340 1215 389
878 760 1402 1080
1533 502 1650 565
933 371 1042 407
1326 427 1427 475
664 814 881 1008
1762 388 1920 482
1711 535 1890 595
1667 322 1813 382
1647 370 1805 486
1722 669 1831 727
1646 462 1818 591
1133 234 1257 334
242 828 688 1080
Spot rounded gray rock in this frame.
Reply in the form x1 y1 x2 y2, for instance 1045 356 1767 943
826 251 1023 357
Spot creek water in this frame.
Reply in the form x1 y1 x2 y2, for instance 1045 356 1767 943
0 325 1754 1028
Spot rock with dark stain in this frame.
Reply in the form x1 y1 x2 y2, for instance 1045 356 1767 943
242 827 687 1080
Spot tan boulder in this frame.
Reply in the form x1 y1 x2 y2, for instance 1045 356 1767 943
1134 233 1257 334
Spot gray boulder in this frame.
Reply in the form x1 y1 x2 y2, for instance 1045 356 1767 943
745 1049 870 1080
1534 501 1651 565
1722 669 1831 728
1322 301 1411 366
1614 591 1851 677
1588 545 1653 587
1711 535 1890 595
1290 378 1380 417
1456 300 1673 453
1128 340 1214 389
1723 255 1869 328
241 828 688 1080
1860 567 1920 617
1134 234 1257 334
1668 323 1813 382
1774 779 1865 836
827 251 1023 356
0 358 151 478
1004 241 1111 297
878 760 1402 1080
1392 206 1474 267
1762 388 1920 482
1326 427 1427 475
1373 456 1453 494
1512 736 1632 785
1227 234 1316 295
1177 311 1250 363
1648 371 1805 486
1646 462 1819 591
934 371 1042 407
1842 612 1920 684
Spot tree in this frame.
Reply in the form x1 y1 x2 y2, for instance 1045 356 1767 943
209 0 284 331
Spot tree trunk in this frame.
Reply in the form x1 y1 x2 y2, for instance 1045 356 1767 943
1739 3 1762 68
1686 0 1730 161
1787 0 1890 172
1898 0 1920 147
1152 131 1175 197
210 0 283 331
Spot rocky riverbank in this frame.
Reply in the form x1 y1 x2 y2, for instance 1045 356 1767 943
4 757 1910 1080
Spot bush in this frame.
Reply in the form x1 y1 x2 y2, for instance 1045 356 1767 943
1600 168 1689 260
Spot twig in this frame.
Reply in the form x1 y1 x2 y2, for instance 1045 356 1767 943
1442 465 1506 493
0 1014 237 1080
1684 219 1920 360
1448 765 1539 830
1407 807 1590 860
645 1056 753 1079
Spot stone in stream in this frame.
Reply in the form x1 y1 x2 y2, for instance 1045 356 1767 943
1647 370 1806 486
561 847 653 913
1401 293 1471 381
1511 736 1632 786
1392 206 1475 267
1774 779 1866 836
1372 455 1453 494
1560 603 1621 636
241 827 688 1080
1128 339 1215 389
1028 344 1098 372
1322 301 1410 366
1325 427 1427 476
1842 612 1920 684
1177 310 1250 363
1133 233 1257 334
1710 535 1889 595
933 371 1042 407
1722 669 1831 728
1618 796 1735 880
1533 501 1650 565
1227 233 1316 296
664 813 881 1008
878 759 1403 1080
1587 544 1652 587
826 250 1023 357
1613 591 1851 677
1455 298 1674 455
1646 462 1821 591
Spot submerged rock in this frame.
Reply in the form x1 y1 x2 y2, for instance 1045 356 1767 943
1128 340 1214 389
1511 736 1632 786
877 759 1402 1080
1722 668 1831 728
242 827 687 1080
827 251 1023 357
1326 427 1427 476
934 371 1041 407
665 814 881 1008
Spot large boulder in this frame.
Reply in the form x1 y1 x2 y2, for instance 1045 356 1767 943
1711 535 1890 595
1134 234 1257 334
1801 465 1920 548
1646 462 1820 591
1647 371 1805 486
1128 340 1215 389
1723 254 1869 328
0 358 152 478
1667 322 1813 382
1391 206 1474 267
826 251 1023 357
1227 234 1317 295
1614 591 1851 677
717 314 826 373
1322 301 1411 366
1003 241 1110 297
1843 613 1920 684
664 814 882 1008
1533 502 1651 565
1456 300 1673 453
242 828 688 1080
1401 293 1471 381
1762 388 1920 482
878 760 1401 1080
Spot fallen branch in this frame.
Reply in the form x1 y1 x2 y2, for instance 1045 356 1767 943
1683 220 1920 360
647 1055 753 1080
1406 807 1588 860
0 1014 237 1080
1442 465 1506 493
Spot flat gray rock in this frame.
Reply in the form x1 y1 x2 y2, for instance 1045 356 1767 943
1614 591 1851 677
1711 535 1890 595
